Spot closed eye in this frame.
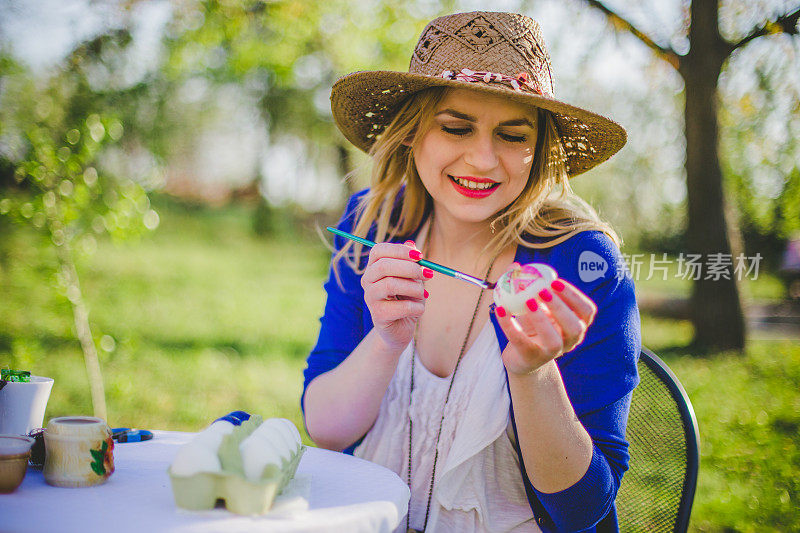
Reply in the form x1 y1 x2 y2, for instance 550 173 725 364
441 125 529 143
499 132 527 143
441 125 470 136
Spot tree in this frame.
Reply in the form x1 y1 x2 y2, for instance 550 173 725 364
163 0 446 199
579 0 800 351
1 30 159 419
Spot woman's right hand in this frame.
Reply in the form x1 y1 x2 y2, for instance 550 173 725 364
361 240 430 352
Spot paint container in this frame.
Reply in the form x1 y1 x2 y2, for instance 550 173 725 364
0 435 35 493
43 416 114 487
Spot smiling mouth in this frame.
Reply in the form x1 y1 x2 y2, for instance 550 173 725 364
448 175 500 191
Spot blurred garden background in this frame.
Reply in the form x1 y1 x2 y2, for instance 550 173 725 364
1 0 799 531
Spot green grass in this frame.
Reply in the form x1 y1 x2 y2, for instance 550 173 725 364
0 198 330 436
1 198 798 531
658 340 800 532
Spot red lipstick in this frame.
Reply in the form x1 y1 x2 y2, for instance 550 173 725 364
448 175 500 199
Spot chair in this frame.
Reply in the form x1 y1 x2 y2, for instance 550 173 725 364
615 348 700 533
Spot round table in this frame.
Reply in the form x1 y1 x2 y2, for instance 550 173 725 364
3 431 410 533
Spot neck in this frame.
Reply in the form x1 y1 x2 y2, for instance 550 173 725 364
426 210 496 271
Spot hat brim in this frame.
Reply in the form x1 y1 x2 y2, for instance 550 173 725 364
330 70 626 177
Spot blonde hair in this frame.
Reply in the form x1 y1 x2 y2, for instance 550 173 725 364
333 87 619 274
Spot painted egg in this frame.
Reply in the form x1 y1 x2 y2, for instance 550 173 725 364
493 263 558 316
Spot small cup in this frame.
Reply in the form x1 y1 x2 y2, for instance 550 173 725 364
0 435 35 493
43 416 114 488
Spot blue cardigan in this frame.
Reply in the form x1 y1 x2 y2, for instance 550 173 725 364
302 192 641 532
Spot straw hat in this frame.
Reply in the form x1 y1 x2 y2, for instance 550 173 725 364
330 11 627 177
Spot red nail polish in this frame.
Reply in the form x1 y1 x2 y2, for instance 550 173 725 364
423 267 433 279
551 280 565 292
496 306 506 317
409 250 422 261
424 289 429 299
526 299 538 312
538 289 552 302
405 240 415 246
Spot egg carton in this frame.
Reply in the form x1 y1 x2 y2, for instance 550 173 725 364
168 446 304 515
168 415 305 515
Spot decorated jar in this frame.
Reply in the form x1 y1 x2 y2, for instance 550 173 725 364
43 416 114 487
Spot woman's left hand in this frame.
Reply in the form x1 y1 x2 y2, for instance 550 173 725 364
494 279 597 375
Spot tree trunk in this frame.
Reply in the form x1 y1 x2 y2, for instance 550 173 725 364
55 240 108 419
680 0 745 351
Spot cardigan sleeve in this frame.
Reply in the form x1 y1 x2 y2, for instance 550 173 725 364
526 395 633 532
301 189 421 454
301 191 372 421
493 230 641 532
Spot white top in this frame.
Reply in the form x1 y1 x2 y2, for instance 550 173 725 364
354 321 542 532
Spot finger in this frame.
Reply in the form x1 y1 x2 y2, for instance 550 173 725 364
362 257 427 285
514 299 565 357
369 277 426 302
374 299 426 322
367 242 423 268
534 288 586 351
549 279 597 325
494 305 548 360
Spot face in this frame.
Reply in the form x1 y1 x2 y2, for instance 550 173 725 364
412 88 538 226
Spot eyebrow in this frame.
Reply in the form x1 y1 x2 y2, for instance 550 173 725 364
435 109 535 128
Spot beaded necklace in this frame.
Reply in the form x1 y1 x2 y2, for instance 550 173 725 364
405 247 497 533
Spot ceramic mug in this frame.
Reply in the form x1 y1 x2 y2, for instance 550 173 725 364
0 376 54 435
43 416 114 487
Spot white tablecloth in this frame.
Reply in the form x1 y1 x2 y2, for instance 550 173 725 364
2 431 410 533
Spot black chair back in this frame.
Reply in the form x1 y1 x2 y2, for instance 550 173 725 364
616 348 700 532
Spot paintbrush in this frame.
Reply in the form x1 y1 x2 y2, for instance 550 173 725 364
326 226 496 290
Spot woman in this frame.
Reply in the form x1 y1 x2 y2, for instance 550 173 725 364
302 11 640 533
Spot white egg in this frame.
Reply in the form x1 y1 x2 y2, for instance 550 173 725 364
206 420 235 435
240 434 282 482
253 421 293 461
254 424 293 455
493 263 558 316
277 418 302 446
193 429 224 452
170 443 222 477
191 420 236 452
264 418 298 450
254 419 283 441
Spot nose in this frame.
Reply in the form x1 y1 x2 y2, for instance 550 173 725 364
463 133 499 172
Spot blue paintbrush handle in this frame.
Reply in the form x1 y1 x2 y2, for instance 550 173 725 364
325 227 490 289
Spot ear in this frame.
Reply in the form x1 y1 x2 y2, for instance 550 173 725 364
400 126 418 147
